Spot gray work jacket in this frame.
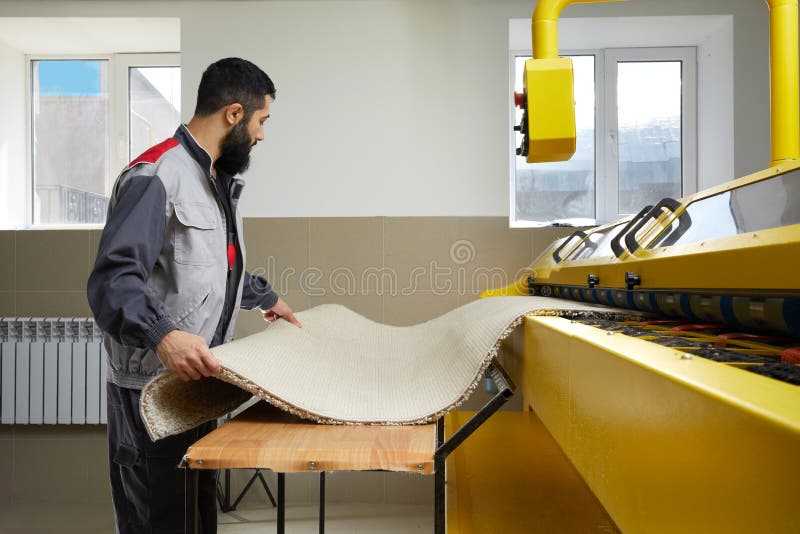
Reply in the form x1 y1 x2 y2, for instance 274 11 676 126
87 125 277 389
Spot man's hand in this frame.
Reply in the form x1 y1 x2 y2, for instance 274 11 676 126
155 330 220 381
262 297 303 328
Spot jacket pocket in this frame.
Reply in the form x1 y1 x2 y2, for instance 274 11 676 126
173 202 219 267
174 290 211 326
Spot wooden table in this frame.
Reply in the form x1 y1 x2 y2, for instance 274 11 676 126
182 362 513 533
182 402 437 533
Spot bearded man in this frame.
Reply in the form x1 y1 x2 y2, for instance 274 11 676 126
87 57 301 534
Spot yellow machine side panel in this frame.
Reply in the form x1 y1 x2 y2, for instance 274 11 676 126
444 410 618 534
523 315 800 533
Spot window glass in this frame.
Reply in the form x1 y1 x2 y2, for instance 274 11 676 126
129 66 181 160
514 55 596 225
617 61 682 214
32 60 110 224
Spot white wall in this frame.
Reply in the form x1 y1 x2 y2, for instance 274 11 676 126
0 17 179 54
0 37 26 227
0 0 776 219
181 1 522 217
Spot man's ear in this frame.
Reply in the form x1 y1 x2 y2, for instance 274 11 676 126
224 103 245 126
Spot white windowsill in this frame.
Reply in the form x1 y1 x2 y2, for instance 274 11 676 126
3 224 105 231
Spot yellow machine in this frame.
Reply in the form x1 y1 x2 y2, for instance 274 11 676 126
447 0 800 532
500 165 800 335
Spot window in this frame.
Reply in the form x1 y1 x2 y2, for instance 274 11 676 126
510 47 696 227
31 59 110 225
28 54 180 225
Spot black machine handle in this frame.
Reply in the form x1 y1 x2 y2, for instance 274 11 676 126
551 230 588 264
654 202 694 248
624 197 682 254
610 205 652 258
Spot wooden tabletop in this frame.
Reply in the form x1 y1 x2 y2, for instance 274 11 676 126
184 402 437 474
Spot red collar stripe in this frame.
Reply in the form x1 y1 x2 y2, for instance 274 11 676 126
128 138 180 167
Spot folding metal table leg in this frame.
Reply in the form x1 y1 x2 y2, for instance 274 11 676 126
224 469 231 508
434 418 445 534
185 468 199 534
277 472 286 534
215 469 233 512
231 469 277 509
319 471 326 534
217 468 277 512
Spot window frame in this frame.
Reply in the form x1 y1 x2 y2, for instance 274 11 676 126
24 52 180 227
509 46 697 228
113 53 181 173
602 47 697 223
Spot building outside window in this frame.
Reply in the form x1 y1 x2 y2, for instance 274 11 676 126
29 54 180 225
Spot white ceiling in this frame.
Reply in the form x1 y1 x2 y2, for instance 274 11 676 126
0 17 179 54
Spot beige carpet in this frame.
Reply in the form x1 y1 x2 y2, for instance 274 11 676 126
140 296 640 441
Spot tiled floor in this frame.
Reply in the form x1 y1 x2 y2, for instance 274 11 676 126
219 503 433 533
0 502 115 534
0 502 432 533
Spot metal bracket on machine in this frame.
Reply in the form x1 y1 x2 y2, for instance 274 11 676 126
433 359 516 534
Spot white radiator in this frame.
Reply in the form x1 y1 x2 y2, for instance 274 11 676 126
0 318 107 424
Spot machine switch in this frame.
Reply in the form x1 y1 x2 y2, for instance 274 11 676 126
625 272 641 290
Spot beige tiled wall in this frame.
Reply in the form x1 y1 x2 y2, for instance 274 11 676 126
0 423 113 529
0 219 575 321
233 217 572 336
0 229 98 317
0 219 576 510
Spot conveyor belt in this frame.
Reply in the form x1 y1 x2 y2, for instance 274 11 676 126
575 317 800 385
531 284 800 336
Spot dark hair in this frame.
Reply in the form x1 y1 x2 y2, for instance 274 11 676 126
194 57 275 118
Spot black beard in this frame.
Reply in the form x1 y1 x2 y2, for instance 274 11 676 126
215 121 252 176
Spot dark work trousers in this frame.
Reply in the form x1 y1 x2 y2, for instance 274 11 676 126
107 382 217 534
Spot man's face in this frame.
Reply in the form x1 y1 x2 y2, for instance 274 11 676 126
215 95 272 176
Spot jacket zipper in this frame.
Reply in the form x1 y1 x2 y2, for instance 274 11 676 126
207 174 238 345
